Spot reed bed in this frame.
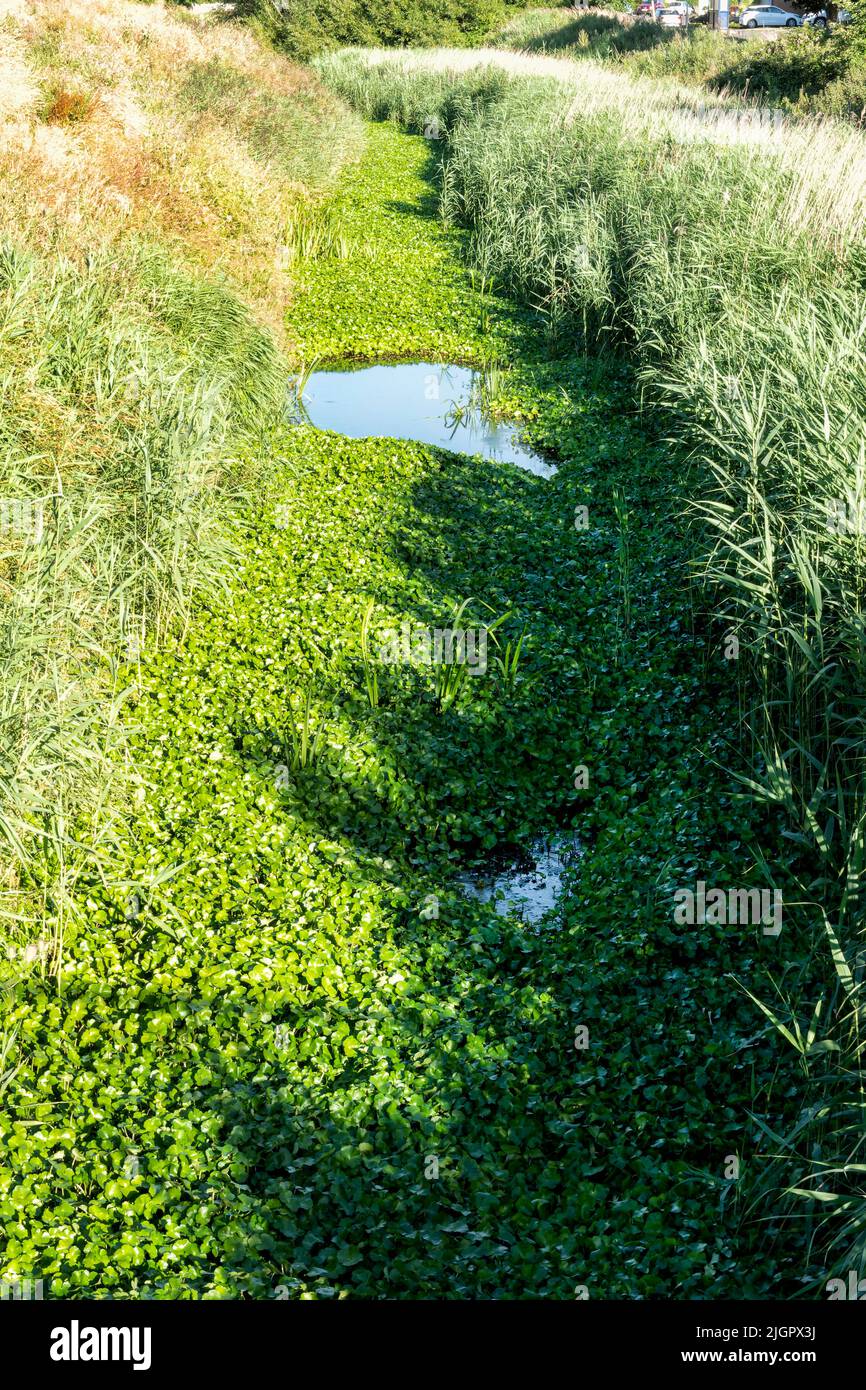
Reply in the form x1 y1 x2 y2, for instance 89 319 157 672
0 0 360 959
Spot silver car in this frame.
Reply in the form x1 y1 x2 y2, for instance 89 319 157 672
803 7 852 23
740 3 801 22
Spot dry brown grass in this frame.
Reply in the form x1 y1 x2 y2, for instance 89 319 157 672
0 0 361 338
0 0 365 946
44 86 98 124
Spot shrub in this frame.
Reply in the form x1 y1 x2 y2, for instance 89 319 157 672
236 0 536 62
710 27 850 102
498 6 866 117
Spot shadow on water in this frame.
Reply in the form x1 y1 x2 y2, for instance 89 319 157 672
182 394 595 1293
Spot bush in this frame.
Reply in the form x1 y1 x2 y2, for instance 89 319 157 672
497 8 681 59
236 0 535 62
498 6 866 117
809 68 866 116
711 27 850 102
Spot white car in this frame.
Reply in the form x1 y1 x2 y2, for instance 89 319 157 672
658 4 688 21
803 7 851 23
740 3 801 22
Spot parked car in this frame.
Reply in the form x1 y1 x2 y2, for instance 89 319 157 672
739 3 801 21
658 5 689 23
803 7 852 23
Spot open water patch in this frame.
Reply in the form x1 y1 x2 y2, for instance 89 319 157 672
298 361 556 478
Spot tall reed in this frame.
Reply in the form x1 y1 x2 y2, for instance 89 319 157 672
0 0 360 959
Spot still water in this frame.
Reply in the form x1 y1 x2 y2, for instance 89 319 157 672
299 361 556 479
460 834 580 925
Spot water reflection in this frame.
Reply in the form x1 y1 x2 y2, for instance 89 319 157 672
297 361 556 479
460 834 580 925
